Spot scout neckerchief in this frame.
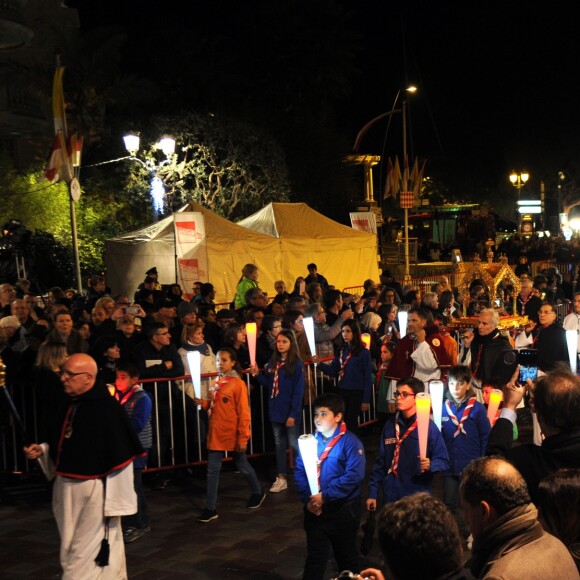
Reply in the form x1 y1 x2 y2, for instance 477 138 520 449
208 375 226 416
388 413 417 477
317 422 346 488
375 362 388 388
272 361 285 398
338 348 352 381
445 397 476 437
119 385 140 407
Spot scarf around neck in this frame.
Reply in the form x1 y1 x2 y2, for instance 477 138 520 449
469 503 544 578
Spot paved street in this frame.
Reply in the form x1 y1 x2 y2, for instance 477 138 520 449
0 418 532 579
0 427 385 580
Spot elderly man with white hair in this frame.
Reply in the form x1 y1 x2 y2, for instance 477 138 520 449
463 308 513 402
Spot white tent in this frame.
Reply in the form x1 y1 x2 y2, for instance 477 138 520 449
237 202 380 292
105 202 281 303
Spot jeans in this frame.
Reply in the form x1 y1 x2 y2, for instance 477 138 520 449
271 422 300 475
205 450 262 511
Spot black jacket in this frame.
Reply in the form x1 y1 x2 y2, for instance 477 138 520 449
487 419 580 505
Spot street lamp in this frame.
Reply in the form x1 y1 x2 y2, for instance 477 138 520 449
400 86 417 282
123 132 176 218
509 170 529 199
350 85 417 282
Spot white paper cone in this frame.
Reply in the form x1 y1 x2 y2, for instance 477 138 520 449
303 317 317 357
566 329 577 374
398 310 408 338
429 380 444 430
186 350 201 403
298 434 319 495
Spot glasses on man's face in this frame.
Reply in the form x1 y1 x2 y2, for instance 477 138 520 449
394 391 415 400
59 369 91 379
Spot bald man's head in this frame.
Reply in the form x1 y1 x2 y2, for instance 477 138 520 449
460 456 530 516
60 354 97 396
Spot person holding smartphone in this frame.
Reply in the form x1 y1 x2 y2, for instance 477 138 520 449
515 304 569 374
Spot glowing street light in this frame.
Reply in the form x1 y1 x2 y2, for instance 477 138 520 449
123 133 176 218
509 171 529 198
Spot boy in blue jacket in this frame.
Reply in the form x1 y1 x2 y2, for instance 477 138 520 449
294 393 366 580
441 365 490 516
366 377 449 511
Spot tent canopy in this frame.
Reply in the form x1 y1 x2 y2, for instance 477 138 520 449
105 202 281 303
105 201 379 304
237 202 379 293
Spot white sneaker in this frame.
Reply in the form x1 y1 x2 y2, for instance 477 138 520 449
269 477 288 493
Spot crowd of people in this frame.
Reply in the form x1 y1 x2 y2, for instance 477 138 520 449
2 258 580 579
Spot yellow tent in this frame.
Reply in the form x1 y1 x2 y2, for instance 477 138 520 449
237 202 380 293
105 202 380 303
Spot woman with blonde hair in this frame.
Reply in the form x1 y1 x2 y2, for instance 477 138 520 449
33 340 69 440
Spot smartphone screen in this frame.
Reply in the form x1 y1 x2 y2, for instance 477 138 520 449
519 365 539 383
518 349 539 383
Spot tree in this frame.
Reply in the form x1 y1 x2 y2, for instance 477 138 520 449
124 111 291 220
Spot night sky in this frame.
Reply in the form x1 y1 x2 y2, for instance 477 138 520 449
65 0 580 211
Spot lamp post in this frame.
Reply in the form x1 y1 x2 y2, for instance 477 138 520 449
123 133 176 219
510 171 530 233
401 86 417 282
349 85 417 282
509 171 529 199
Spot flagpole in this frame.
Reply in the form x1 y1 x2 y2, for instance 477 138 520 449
402 98 411 282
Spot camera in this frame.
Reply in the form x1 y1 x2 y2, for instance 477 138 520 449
126 305 140 315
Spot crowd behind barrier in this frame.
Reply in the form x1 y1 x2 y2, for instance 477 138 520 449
1 356 384 476
0 256 575 478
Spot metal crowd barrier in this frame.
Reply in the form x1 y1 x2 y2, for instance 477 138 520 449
0 358 379 477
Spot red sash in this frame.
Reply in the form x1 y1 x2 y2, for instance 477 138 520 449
339 351 352 381
317 422 347 488
388 415 417 477
272 361 285 398
445 397 476 438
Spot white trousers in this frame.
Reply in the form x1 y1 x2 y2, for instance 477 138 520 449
53 477 127 580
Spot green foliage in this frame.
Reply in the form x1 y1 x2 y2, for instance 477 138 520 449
132 111 291 220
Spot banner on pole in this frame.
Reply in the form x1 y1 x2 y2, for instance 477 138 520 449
174 212 208 299
350 212 377 234
400 191 415 209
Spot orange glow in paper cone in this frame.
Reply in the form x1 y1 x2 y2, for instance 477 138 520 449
487 389 503 425
246 322 257 367
415 392 431 458
361 333 371 350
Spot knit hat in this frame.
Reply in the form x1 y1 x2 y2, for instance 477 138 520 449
146 267 158 276
177 301 197 320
